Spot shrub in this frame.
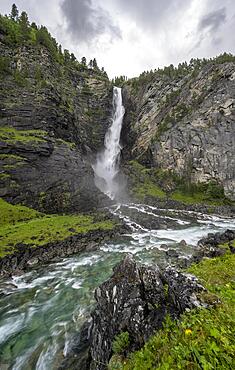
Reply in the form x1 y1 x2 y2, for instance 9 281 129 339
112 332 130 355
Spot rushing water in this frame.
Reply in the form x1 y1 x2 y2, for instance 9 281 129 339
93 86 125 200
0 203 235 370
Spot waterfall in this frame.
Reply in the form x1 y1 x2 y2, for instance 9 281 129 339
93 86 125 200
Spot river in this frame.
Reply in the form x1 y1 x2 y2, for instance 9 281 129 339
0 203 234 369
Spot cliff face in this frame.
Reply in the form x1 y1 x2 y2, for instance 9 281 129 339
0 38 112 212
122 61 235 200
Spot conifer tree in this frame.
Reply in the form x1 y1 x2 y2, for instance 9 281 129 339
19 11 30 40
70 53 76 62
10 4 19 21
93 58 98 69
81 56 86 65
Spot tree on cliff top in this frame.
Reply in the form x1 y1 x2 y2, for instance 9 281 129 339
10 4 18 21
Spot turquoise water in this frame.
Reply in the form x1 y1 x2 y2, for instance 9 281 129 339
0 204 234 369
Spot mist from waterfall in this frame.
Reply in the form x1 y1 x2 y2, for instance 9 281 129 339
93 86 125 200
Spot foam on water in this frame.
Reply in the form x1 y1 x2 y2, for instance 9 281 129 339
0 202 234 369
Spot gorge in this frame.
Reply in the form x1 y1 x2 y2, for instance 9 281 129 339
0 7 235 370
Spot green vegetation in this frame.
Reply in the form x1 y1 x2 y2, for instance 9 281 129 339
134 182 166 200
0 173 11 180
109 248 235 369
0 154 25 160
56 138 76 150
0 56 10 76
127 52 235 93
128 161 166 200
113 332 130 355
0 126 48 144
0 4 108 76
127 161 231 206
0 154 26 171
0 198 41 226
171 181 229 206
0 198 115 258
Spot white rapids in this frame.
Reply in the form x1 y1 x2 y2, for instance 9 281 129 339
0 203 235 369
93 86 125 200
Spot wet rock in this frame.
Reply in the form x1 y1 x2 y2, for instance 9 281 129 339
0 223 129 276
27 257 39 266
161 267 206 315
87 254 208 369
165 249 179 258
59 321 91 370
229 243 235 254
190 229 235 263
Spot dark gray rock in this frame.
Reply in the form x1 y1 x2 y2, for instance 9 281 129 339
0 223 129 276
188 229 235 264
87 254 207 370
0 42 113 213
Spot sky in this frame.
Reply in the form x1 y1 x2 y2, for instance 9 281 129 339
0 0 235 78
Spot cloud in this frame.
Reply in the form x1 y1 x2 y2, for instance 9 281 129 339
198 7 226 33
113 0 188 31
61 0 121 44
192 7 227 50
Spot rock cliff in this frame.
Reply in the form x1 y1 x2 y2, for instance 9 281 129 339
122 59 235 200
0 26 112 212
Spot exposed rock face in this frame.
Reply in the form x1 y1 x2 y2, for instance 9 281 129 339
88 255 207 369
0 134 110 213
0 41 113 212
122 62 235 199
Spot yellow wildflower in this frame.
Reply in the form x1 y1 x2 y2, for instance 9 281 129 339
185 329 192 335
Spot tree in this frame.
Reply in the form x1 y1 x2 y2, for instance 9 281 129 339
10 4 19 21
93 58 98 69
31 22 38 30
81 56 86 65
88 59 93 68
70 53 76 62
36 26 58 60
19 11 30 40
64 49 70 63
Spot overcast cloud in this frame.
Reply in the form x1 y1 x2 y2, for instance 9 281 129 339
0 0 234 77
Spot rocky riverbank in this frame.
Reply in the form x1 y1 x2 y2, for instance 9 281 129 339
0 223 129 277
0 197 130 277
61 229 235 370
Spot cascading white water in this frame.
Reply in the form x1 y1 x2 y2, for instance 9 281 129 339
93 86 125 200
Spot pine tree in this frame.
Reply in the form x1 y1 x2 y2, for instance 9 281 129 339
81 56 86 65
64 49 70 63
19 11 30 41
31 22 38 30
93 58 98 69
10 4 19 21
70 53 76 62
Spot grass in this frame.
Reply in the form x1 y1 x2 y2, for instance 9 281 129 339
134 183 166 200
127 161 231 206
0 127 48 144
171 190 227 206
109 249 235 370
128 161 166 200
0 198 42 227
0 198 115 258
